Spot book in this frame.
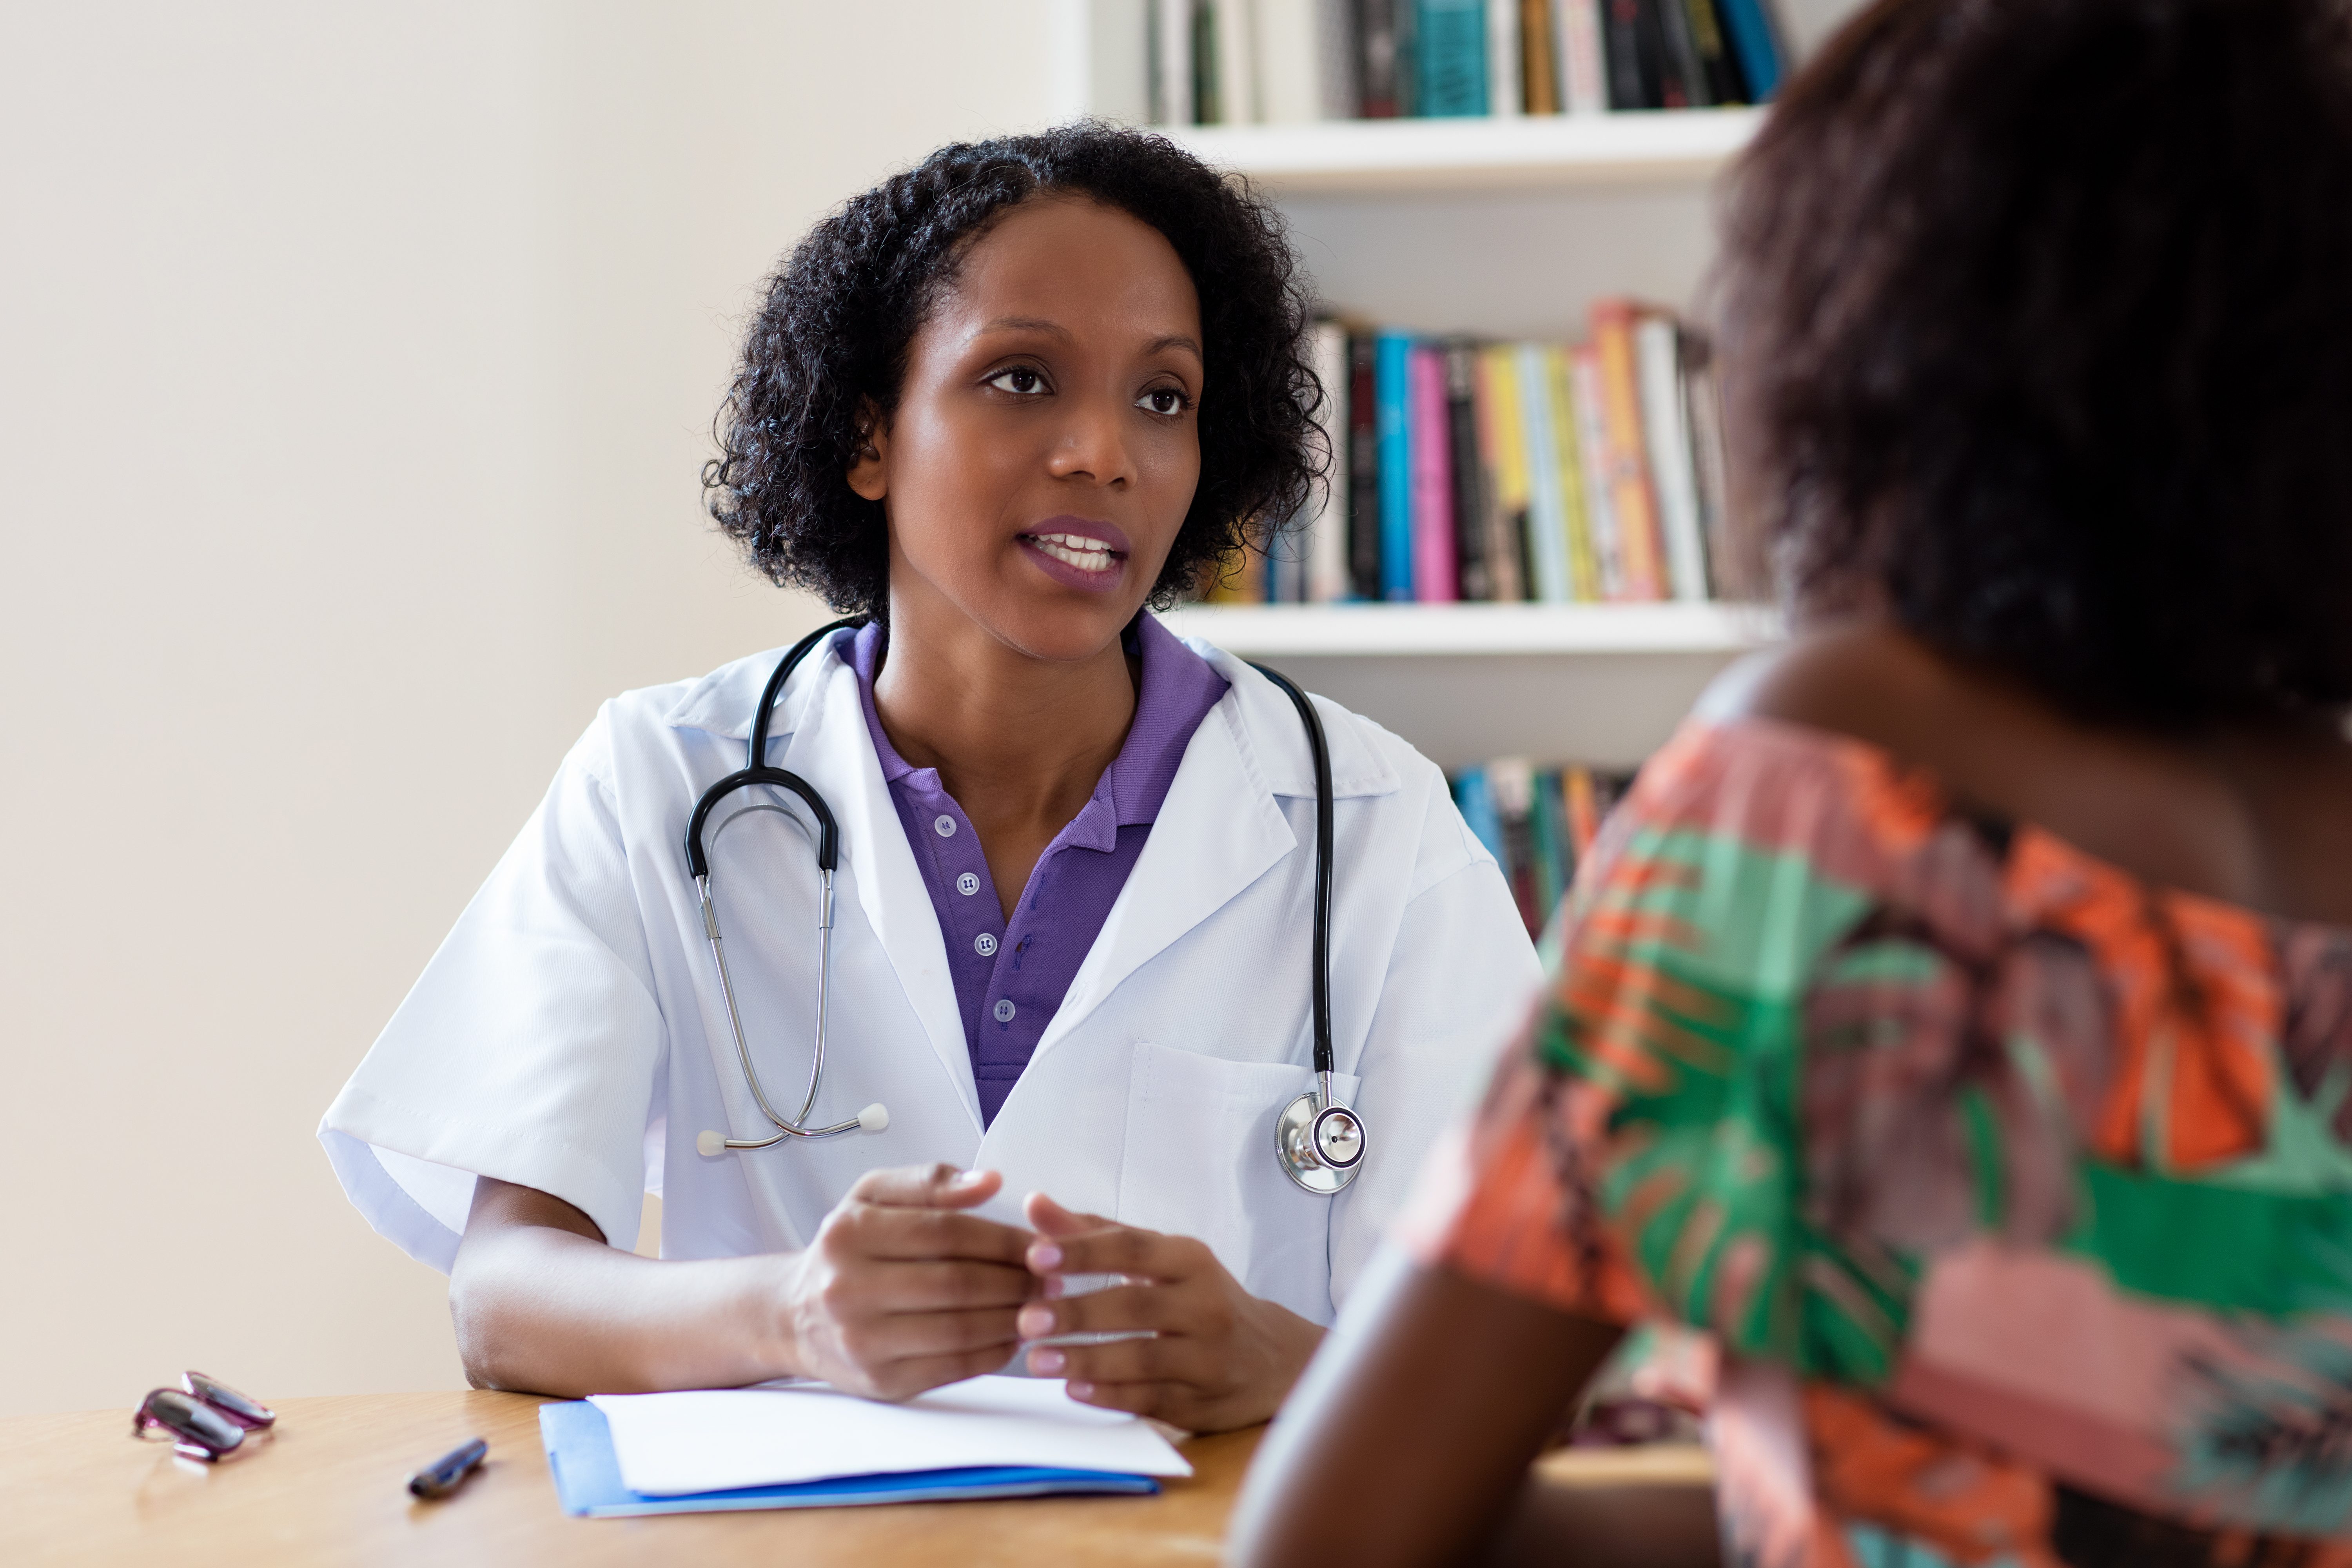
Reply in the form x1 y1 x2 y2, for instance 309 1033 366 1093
1514 343 1572 604
1375 330 1416 601
1601 0 1656 109
1307 321 1352 602
1634 312 1710 601
1357 0 1405 115
1520 0 1560 113
1543 346 1599 602
1444 342 1492 600
1259 0 1361 120
1347 332 1382 599
1408 343 1458 601
1417 0 1488 117
1713 0 1785 100
1652 0 1710 106
1487 0 1523 115
1452 767 1507 866
1588 299 1668 600
1203 539 1268 601
1557 0 1610 113
1214 0 1261 122
1194 0 1223 121
1151 0 1196 124
1477 344 1533 603
1486 758 1542 933
1564 765 1601 859
1530 768 1571 923
1684 344 1734 601
1567 345 1626 599
1683 0 1747 103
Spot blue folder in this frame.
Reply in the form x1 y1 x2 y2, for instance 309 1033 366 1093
539 1399 1162 1517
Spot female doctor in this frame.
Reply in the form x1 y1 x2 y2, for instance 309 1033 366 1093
321 124 1538 1433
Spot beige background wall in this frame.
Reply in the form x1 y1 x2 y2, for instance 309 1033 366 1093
0 0 1062 1418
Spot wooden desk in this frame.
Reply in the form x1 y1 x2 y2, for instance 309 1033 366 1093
2 1391 1712 1566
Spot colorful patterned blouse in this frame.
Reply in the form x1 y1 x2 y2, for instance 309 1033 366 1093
1404 716 2352 1568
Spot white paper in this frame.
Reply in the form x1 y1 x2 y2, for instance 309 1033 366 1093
589 1375 1194 1497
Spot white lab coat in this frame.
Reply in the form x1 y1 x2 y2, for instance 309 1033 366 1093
319 628 1540 1324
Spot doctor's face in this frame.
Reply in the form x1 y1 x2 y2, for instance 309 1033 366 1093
850 195 1203 664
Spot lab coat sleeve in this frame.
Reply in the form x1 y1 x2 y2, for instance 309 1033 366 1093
1325 791 1543 1310
318 705 666 1272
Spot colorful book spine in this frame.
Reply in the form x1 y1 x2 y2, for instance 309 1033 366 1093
1543 346 1599 602
1408 343 1458 601
1588 300 1668 600
1444 342 1492 600
1478 345 1532 603
1684 349 1733 601
1375 330 1416 601
1568 345 1626 600
1513 343 1572 604
1684 0 1746 102
1417 0 1489 117
1151 0 1196 124
1452 767 1507 866
1634 313 1710 602
1307 321 1352 602
1653 0 1710 106
1520 0 1560 113
1487 0 1522 115
1714 0 1785 100
1486 758 1541 934
1527 768 1568 929
1557 0 1610 113
1358 0 1405 115
1564 765 1601 859
1347 333 1382 600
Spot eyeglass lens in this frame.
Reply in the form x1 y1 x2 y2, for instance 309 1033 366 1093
134 1389 246 1459
182 1371 274 1429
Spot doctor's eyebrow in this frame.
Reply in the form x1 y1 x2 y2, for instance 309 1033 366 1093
975 317 1203 363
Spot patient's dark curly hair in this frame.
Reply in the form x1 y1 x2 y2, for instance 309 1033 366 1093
703 122 1320 615
1719 0 2352 726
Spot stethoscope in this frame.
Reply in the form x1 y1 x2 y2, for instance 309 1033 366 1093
685 616 1368 1195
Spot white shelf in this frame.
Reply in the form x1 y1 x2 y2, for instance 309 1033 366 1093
1161 601 1778 657
1159 109 1763 194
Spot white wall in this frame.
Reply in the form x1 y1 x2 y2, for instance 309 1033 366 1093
0 0 1059 1419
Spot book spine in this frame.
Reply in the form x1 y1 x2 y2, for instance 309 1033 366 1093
1488 0 1522 114
1589 299 1667 600
1451 767 1508 867
1529 768 1569 927
1376 331 1416 601
1347 333 1383 597
1544 346 1599 603
1651 0 1710 107
1445 342 1491 600
1194 0 1223 122
1258 0 1322 122
1394 0 1420 114
1216 0 1260 121
1307 321 1352 602
1713 0 1784 100
1568 345 1626 599
1557 0 1609 113
1601 0 1651 109
1634 312 1709 601
1153 0 1196 123
1513 343 1572 604
1478 345 1532 603
1316 0 1362 117
1357 0 1402 115
1417 0 1488 118
1519 0 1557 113
1684 342 1732 601
1631 0 1677 107
1487 758 1541 935
1686 0 1745 102
1564 765 1600 860
1408 344 1457 601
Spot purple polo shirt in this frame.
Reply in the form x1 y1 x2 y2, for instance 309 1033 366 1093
849 615 1230 1125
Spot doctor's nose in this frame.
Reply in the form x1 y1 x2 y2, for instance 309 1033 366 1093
1045 395 1137 489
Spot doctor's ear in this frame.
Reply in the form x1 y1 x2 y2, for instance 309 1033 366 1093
846 399 889 502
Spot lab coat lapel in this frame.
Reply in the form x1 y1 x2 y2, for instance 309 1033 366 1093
779 652 982 1132
1027 690 1294 1066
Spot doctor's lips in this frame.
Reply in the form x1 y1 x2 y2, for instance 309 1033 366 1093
1017 517 1129 592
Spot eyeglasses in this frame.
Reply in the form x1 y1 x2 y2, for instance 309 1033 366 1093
131 1372 276 1461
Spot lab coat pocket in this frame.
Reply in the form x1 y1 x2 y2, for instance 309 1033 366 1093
1116 1041 1361 1325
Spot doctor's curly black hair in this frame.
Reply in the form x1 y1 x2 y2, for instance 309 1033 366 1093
702 122 1321 615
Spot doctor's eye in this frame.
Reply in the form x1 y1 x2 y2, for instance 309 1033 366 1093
1135 385 1191 417
984 365 1050 396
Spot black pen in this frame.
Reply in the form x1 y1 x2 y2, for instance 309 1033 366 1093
407 1436 488 1499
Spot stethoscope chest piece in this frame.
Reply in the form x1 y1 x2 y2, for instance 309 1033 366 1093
1275 1088 1366 1194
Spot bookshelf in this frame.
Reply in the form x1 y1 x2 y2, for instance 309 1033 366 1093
1060 0 1864 772
1165 108 1763 193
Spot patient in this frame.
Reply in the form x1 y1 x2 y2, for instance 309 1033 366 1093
1229 0 2352 1563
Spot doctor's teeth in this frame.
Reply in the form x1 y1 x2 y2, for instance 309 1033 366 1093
1031 536 1116 571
